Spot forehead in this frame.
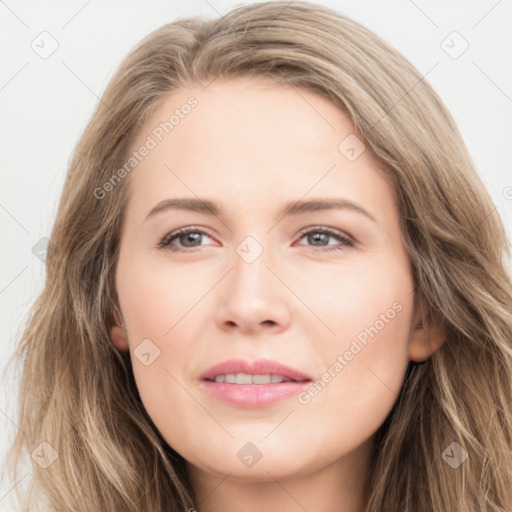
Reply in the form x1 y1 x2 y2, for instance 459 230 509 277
123 76 395 222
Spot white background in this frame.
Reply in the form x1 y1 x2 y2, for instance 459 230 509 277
1 0 511 504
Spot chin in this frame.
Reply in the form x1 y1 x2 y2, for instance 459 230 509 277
184 440 321 482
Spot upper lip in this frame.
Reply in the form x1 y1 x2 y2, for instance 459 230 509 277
200 358 313 382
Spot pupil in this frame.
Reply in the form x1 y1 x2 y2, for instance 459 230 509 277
310 233 327 246
183 233 201 246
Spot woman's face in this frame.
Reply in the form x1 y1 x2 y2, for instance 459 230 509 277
111 76 437 487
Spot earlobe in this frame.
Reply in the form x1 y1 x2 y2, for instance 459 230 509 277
111 325 129 350
408 320 446 362
110 308 129 351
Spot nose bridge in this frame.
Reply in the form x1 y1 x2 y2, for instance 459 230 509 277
215 232 290 331
231 233 273 299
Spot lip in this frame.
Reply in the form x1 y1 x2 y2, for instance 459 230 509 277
200 358 313 382
199 358 313 408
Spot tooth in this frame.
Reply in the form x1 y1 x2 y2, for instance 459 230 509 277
235 373 253 384
213 373 295 384
252 374 272 384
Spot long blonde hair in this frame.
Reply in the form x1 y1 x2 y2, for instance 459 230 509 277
4 1 512 510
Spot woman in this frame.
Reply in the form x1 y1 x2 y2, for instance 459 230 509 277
6 1 512 510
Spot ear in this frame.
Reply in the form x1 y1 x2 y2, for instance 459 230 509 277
408 301 447 362
110 308 129 351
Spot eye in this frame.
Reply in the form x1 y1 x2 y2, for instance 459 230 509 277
158 226 355 252
158 227 215 251
294 226 354 252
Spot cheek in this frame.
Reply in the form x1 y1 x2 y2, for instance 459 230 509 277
280 269 413 465
115 253 215 409
115 259 203 441
294 256 414 399
116 253 206 343
293 253 413 344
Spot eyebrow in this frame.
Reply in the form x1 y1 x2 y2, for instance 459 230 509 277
144 197 376 223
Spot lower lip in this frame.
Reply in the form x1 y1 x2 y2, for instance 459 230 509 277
200 380 311 408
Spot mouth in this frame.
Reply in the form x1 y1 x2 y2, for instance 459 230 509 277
199 359 313 408
204 373 309 384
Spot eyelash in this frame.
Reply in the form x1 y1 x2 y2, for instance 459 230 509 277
157 226 355 253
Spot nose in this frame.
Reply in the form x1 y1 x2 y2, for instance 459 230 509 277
215 238 291 335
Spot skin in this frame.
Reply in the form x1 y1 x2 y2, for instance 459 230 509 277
110 76 446 512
